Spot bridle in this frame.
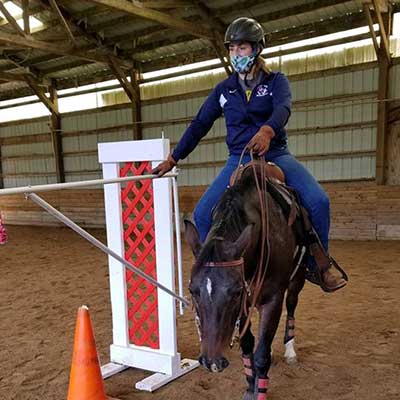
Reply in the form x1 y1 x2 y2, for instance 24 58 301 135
194 257 249 347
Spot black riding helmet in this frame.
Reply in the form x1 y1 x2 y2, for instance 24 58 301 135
224 17 266 50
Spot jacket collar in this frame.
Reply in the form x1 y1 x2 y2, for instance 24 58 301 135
225 70 273 90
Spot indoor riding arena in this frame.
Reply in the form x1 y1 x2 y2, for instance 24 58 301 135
1 1 400 400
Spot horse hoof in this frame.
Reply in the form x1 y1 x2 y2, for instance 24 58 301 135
242 390 254 400
285 356 298 365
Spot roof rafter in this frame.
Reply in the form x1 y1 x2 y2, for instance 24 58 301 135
137 10 379 71
88 0 216 40
257 0 351 24
0 30 133 68
116 0 357 58
0 70 31 82
192 1 231 75
140 1 193 8
48 0 78 46
0 0 28 37
22 0 30 34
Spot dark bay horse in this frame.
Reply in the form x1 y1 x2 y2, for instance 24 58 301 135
185 165 306 400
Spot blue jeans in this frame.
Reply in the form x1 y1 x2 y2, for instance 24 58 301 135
193 152 330 269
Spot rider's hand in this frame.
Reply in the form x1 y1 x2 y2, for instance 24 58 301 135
151 154 177 177
247 125 275 156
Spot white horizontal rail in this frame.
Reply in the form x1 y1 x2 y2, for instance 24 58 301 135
27 192 189 307
0 173 178 196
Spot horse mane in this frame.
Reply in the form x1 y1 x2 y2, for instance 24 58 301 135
194 172 254 268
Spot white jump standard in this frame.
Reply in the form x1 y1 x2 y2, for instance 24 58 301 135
99 139 198 391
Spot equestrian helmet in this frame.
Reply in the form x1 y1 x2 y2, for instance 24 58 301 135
224 17 266 49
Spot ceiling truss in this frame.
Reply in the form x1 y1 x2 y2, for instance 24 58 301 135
0 0 398 102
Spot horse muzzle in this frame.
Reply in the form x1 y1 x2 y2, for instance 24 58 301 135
199 355 229 373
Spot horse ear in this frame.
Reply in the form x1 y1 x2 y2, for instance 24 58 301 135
234 224 253 257
184 219 201 258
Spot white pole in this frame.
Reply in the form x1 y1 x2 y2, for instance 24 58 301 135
27 192 189 307
0 173 178 196
172 172 185 315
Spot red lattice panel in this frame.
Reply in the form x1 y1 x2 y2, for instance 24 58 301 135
120 161 159 349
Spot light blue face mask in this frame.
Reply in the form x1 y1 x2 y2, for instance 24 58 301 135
230 52 257 74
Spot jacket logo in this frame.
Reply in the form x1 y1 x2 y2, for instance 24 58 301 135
219 93 227 108
255 85 269 97
228 89 237 94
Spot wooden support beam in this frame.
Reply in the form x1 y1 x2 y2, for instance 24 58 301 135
363 3 380 57
372 0 391 62
24 75 59 115
35 0 133 68
130 68 142 140
49 81 65 183
108 56 139 104
0 143 3 189
0 31 133 68
194 1 231 76
88 0 215 40
256 0 350 24
0 71 30 82
48 0 78 46
375 10 391 185
0 0 27 37
141 0 193 8
22 0 30 35
210 41 231 76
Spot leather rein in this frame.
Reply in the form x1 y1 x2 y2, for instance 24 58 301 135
202 148 271 346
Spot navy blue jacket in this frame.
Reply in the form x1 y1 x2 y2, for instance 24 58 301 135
172 71 291 162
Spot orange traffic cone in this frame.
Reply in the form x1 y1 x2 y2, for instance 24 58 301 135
67 305 107 400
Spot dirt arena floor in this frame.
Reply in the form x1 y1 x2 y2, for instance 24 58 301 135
0 225 399 400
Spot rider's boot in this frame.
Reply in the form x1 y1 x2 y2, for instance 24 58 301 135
308 240 348 292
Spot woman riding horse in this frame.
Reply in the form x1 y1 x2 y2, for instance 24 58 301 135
152 17 346 292
184 163 308 399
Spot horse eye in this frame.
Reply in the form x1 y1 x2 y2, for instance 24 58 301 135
189 286 200 297
228 287 243 298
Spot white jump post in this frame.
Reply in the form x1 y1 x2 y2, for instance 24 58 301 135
98 138 198 392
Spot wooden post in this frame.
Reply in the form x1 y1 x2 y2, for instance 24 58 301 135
22 0 30 35
49 80 65 183
130 67 142 140
375 10 392 185
0 143 4 189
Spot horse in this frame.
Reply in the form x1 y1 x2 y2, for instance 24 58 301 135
185 163 307 400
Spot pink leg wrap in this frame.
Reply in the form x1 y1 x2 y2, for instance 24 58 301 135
256 377 269 400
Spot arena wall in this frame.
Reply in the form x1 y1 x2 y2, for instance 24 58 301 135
1 56 400 240
1 181 400 240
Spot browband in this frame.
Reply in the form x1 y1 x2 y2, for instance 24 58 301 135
204 258 244 268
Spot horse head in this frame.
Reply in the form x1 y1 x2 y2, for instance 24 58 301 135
185 220 253 373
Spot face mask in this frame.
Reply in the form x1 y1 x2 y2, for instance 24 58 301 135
230 54 256 73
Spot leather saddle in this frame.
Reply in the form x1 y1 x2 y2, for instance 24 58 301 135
229 159 348 291
229 160 285 187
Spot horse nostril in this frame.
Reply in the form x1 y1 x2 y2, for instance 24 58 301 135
210 363 219 372
198 355 210 370
220 357 229 369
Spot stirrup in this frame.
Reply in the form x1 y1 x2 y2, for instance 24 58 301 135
321 257 348 293
306 257 348 293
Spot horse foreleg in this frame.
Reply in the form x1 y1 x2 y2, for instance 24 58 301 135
240 322 256 400
284 267 306 364
253 292 285 400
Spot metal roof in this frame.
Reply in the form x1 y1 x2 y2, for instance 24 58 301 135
0 0 399 101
